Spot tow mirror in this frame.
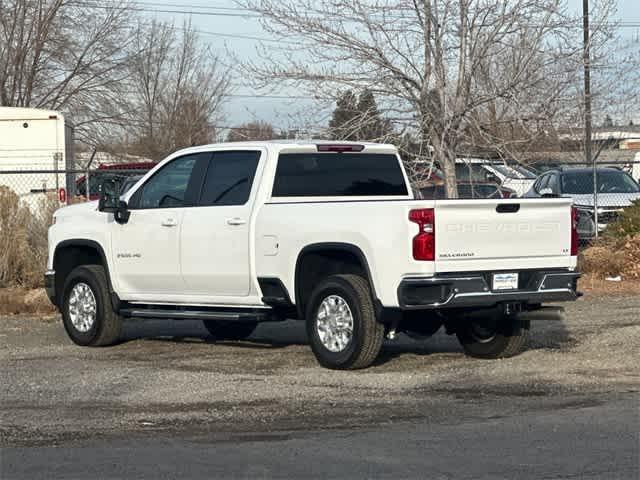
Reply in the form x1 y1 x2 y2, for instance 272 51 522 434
98 179 130 224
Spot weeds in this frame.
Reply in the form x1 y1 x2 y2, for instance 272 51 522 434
0 187 59 288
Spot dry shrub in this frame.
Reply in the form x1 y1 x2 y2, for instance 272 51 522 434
579 234 640 280
0 187 59 288
0 288 57 315
603 199 640 240
620 235 640 279
26 193 60 286
579 244 625 277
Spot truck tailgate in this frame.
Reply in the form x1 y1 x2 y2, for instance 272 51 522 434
434 198 573 272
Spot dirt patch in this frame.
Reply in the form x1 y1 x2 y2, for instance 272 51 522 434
0 288 57 316
579 273 640 296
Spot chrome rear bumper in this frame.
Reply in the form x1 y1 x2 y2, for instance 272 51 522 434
398 270 581 310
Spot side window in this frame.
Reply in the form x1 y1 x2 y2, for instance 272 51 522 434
133 154 200 209
198 151 260 206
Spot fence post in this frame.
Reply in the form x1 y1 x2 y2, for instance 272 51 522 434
86 148 97 200
593 162 598 239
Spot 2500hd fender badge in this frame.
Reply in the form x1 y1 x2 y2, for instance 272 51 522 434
117 253 142 259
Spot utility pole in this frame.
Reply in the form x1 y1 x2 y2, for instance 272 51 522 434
583 0 597 237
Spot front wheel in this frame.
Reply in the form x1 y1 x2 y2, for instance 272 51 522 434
61 265 122 347
455 312 528 359
306 274 384 370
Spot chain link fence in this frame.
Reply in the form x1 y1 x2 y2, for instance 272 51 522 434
0 167 152 210
1 159 639 242
0 167 153 288
413 159 640 240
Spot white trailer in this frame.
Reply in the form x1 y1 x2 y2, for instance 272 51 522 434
0 107 74 207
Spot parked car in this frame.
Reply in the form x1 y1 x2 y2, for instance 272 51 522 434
456 159 537 197
119 174 145 195
422 160 536 197
75 162 157 200
524 167 640 239
419 182 515 199
46 141 580 370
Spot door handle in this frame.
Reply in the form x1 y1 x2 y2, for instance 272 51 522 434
161 218 178 227
226 217 246 226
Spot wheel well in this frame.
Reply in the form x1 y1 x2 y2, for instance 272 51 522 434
295 246 373 318
53 244 104 304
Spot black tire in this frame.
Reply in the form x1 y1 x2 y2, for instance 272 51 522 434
455 312 528 359
306 274 384 370
202 320 258 341
61 265 122 347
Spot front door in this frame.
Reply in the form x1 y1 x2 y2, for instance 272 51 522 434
180 150 262 297
112 153 206 296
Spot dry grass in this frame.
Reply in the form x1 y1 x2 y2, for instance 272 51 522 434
0 187 59 289
579 273 640 296
0 288 57 316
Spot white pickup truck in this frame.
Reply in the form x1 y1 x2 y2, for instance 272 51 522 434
46 141 581 369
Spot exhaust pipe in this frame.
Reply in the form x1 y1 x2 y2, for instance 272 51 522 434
517 306 565 321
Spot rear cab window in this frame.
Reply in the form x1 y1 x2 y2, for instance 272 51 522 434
272 153 409 197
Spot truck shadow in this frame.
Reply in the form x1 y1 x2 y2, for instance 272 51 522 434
119 318 575 363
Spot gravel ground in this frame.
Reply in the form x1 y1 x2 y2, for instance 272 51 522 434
0 295 638 447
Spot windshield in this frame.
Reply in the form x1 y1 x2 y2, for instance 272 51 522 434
561 170 640 195
489 164 536 179
455 163 492 182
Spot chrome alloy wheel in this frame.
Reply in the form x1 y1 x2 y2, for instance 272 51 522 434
68 282 97 333
315 295 354 352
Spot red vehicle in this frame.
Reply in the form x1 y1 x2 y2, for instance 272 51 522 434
75 162 156 200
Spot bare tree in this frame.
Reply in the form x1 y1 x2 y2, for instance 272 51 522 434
226 120 276 141
239 0 590 197
328 89 395 142
127 20 230 159
0 0 136 143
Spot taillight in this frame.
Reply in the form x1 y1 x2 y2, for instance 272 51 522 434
502 190 512 198
409 208 435 261
571 206 579 256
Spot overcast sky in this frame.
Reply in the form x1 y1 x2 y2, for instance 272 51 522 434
153 0 640 130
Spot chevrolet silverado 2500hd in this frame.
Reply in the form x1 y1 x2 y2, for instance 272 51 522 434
45 141 581 369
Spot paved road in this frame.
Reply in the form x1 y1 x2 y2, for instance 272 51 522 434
2 394 637 479
2 295 639 479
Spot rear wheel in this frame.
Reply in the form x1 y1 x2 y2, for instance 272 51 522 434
202 320 257 341
61 265 122 347
456 312 528 359
306 274 384 370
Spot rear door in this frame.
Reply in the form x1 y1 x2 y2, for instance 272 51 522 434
433 198 573 272
180 150 263 296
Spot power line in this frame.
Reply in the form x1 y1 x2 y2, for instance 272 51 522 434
68 1 259 18
65 1 640 28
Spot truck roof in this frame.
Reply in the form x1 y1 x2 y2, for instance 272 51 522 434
0 106 64 121
171 140 399 157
